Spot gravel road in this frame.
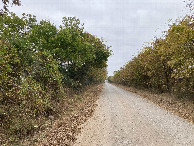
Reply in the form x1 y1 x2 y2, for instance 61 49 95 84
74 83 194 146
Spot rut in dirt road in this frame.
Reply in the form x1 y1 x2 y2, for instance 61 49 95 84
74 83 194 146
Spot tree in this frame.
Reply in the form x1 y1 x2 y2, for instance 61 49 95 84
1 0 21 13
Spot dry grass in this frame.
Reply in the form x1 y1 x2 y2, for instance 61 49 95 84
113 83 194 124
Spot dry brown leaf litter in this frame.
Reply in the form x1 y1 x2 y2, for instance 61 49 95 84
22 84 103 146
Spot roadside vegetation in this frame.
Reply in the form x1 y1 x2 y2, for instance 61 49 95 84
109 14 193 98
108 4 193 123
0 12 111 145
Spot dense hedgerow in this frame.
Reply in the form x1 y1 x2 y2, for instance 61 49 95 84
110 16 193 98
0 13 111 143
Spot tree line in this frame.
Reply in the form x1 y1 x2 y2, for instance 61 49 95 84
0 12 111 141
108 15 193 98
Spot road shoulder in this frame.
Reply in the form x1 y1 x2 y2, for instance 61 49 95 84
112 83 194 124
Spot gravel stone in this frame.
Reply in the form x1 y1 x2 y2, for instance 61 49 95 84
74 83 194 146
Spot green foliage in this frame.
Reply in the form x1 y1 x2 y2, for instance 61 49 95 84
111 16 194 98
1 0 21 13
0 41 21 103
53 19 111 88
88 67 107 84
29 20 57 52
0 13 111 144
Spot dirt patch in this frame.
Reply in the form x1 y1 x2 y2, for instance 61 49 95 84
113 83 194 124
22 84 103 146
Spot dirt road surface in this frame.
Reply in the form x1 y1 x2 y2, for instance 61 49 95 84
74 83 194 146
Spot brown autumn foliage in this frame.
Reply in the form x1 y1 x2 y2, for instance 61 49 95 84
110 16 194 98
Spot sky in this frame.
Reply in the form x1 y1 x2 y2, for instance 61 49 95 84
9 0 188 76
